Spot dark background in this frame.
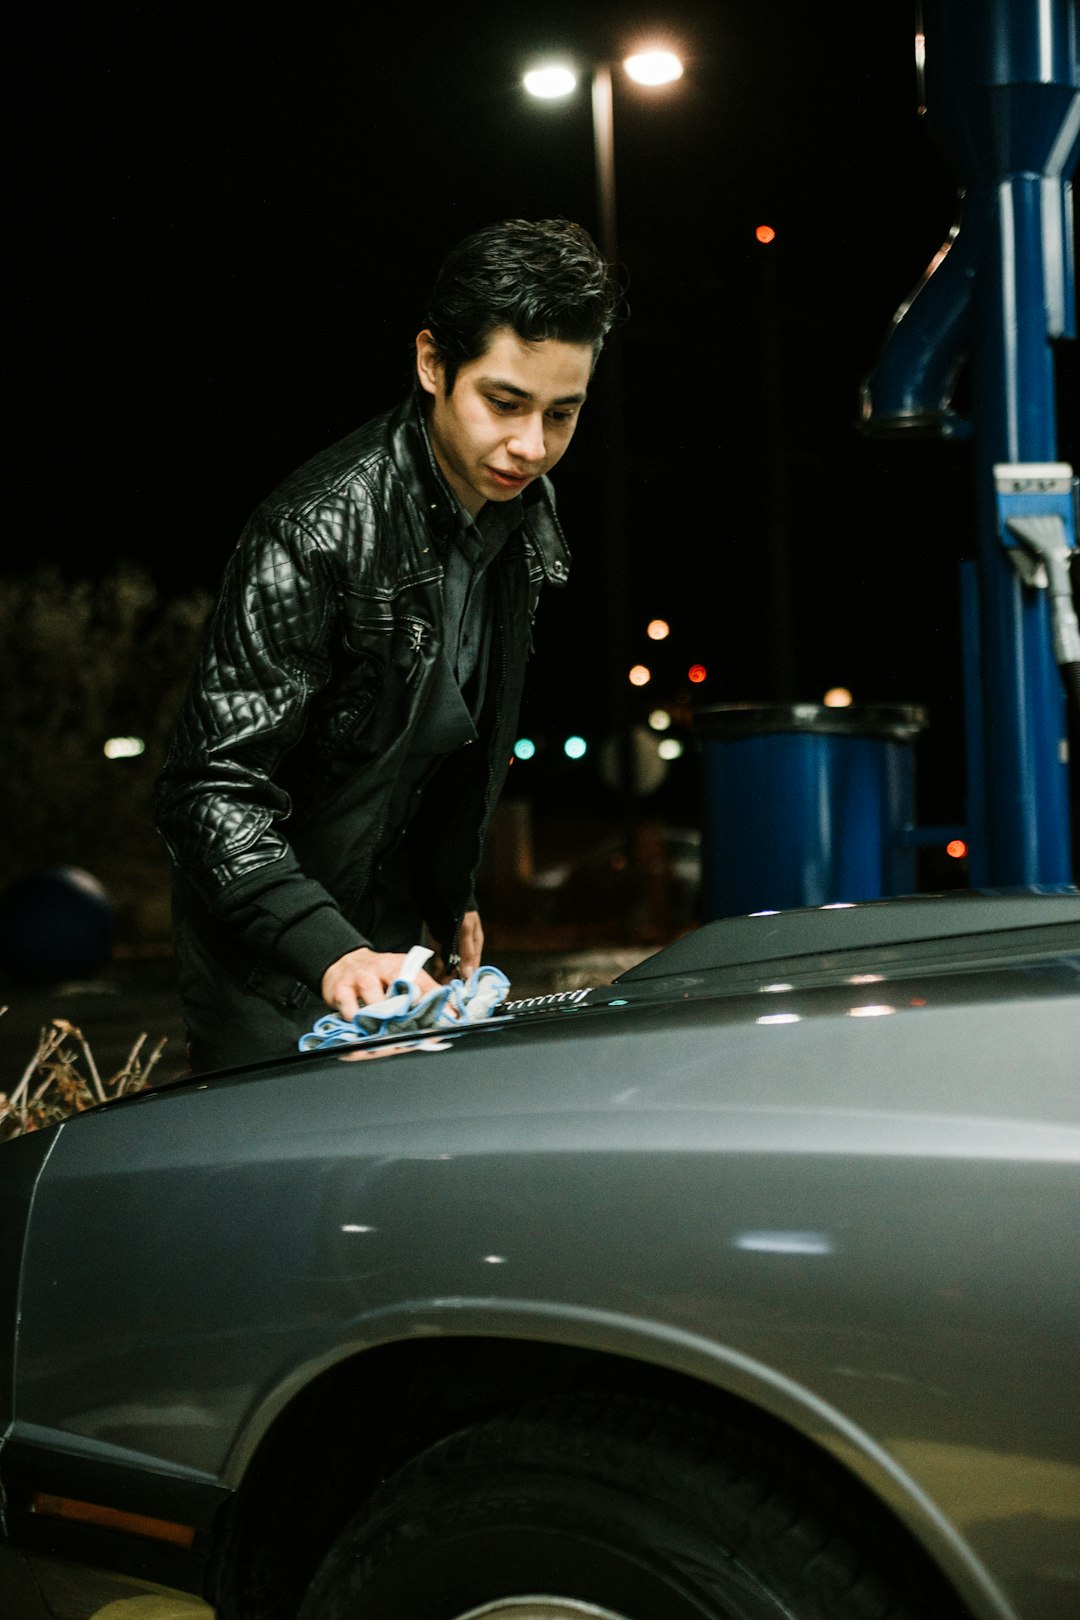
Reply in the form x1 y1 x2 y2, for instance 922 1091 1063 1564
12 1 1078 839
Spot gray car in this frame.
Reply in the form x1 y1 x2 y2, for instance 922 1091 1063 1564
2 892 1079 1620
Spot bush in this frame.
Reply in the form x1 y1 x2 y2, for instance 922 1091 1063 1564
0 565 211 882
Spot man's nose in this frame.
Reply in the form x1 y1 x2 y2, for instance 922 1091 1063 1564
507 414 546 465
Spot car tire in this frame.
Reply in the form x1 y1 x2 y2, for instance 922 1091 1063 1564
296 1393 953 1620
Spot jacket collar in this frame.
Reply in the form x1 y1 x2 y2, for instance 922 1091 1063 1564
387 392 571 586
389 391 461 548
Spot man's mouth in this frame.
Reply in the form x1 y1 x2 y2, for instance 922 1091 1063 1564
487 467 532 489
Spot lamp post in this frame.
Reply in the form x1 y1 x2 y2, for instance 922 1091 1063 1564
524 49 683 801
524 49 683 265
591 64 617 263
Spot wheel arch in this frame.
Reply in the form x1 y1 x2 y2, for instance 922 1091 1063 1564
212 1302 1013 1620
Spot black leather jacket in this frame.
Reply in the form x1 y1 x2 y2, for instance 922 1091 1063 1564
154 393 570 997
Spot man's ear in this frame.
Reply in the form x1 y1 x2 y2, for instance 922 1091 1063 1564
415 330 442 398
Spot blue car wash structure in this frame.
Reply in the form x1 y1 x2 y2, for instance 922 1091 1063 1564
700 0 1079 918
861 0 1079 890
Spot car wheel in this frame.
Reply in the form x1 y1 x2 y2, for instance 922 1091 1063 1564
297 1394 946 1620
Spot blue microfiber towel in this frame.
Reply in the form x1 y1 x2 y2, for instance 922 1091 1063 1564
298 946 510 1052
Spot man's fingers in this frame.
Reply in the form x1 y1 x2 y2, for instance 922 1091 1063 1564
357 977 383 1009
328 987 358 1019
453 910 484 981
322 951 447 1020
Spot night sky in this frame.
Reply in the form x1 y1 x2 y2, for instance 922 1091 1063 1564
15 2 1079 826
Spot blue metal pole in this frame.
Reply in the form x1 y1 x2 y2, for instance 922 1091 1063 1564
970 167 1074 882
863 0 1079 886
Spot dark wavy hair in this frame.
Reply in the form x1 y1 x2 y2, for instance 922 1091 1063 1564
423 218 621 392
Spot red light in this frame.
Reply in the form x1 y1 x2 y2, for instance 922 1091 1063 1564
688 664 707 684
755 225 776 244
946 840 967 860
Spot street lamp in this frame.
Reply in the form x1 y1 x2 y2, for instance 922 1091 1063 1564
523 46 684 806
523 48 683 263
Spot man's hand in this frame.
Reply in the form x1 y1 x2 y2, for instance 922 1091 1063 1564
455 910 484 980
321 948 440 1021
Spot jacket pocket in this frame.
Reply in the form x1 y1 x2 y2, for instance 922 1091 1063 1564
244 960 316 1010
342 604 435 698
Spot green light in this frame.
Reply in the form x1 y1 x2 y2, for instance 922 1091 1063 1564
564 735 588 760
513 738 537 761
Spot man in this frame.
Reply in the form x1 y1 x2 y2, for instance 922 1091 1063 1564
155 218 617 1072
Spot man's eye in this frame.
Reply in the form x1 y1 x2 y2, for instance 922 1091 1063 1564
488 398 517 413
547 410 573 424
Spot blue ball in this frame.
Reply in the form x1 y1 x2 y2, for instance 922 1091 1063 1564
0 867 115 986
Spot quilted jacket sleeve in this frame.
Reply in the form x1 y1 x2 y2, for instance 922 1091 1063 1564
154 511 369 988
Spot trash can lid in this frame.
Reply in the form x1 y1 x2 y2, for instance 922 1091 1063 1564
693 701 927 742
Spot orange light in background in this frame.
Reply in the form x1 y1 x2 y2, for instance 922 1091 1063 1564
755 225 776 244
823 687 853 708
688 664 707 684
946 840 968 860
646 618 670 640
629 664 651 686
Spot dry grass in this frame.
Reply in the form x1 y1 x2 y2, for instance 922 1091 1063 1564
0 1009 166 1140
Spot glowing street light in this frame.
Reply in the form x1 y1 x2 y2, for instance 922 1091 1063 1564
625 50 683 86
522 43 685 263
523 65 577 98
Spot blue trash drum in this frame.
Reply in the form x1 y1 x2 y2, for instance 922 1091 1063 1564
695 703 927 920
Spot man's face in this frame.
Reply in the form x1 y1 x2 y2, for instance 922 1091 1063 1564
416 326 593 517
